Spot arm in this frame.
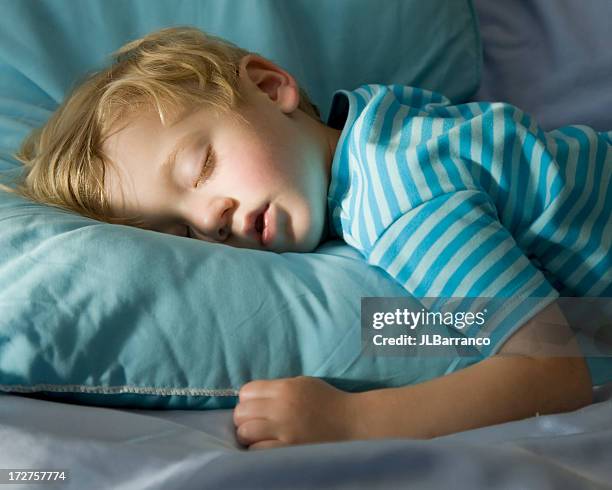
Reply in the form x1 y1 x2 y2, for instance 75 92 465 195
234 302 593 449
349 301 593 440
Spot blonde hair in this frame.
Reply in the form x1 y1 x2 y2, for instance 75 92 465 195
0 26 321 226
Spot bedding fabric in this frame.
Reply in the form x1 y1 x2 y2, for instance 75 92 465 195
473 0 612 131
0 0 480 136
0 222 480 409
1 383 612 489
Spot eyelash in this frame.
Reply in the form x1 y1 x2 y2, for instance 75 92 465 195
194 147 215 188
186 146 214 237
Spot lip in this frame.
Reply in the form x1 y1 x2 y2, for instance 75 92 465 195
261 204 276 247
243 202 270 246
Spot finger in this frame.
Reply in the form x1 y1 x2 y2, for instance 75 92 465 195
233 399 274 426
236 418 277 446
238 379 281 401
249 440 287 451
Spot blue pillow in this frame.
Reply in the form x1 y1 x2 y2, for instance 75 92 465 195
0 0 481 128
0 186 481 408
0 0 482 408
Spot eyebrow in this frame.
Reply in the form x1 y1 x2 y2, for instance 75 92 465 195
160 131 203 183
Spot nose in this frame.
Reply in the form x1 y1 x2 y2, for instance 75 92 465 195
200 197 234 241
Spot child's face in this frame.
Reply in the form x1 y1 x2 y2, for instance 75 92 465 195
103 55 340 253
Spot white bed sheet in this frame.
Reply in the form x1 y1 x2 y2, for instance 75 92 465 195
1 384 612 489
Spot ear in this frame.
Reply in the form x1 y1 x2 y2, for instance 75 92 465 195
238 54 300 114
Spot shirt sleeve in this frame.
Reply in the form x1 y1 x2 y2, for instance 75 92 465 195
367 189 559 357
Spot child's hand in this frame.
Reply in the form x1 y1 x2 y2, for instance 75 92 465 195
233 376 355 450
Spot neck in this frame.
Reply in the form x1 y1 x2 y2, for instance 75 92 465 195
309 116 342 181
314 119 341 242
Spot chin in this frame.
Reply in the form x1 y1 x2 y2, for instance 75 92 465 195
268 209 325 253
291 227 324 253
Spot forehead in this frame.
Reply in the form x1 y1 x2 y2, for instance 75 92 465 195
102 110 167 216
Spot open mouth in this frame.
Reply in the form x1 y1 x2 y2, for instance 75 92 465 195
245 202 271 247
255 212 265 235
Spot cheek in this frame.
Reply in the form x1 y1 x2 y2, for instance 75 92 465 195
230 162 279 191
229 142 291 189
218 122 314 202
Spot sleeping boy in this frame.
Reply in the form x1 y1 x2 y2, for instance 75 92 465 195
5 27 610 450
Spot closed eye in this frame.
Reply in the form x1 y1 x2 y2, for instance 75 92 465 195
194 146 215 188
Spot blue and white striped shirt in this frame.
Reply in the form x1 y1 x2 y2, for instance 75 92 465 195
326 84 611 357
